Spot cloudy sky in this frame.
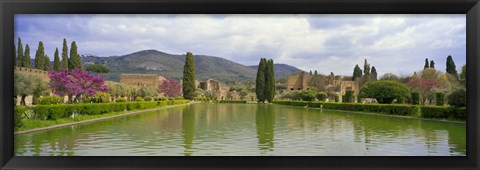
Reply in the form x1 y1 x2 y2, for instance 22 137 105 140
15 14 466 76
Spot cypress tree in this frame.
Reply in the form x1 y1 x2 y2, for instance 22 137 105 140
309 70 312 75
371 66 377 80
430 60 435 68
265 59 275 103
44 55 51 70
35 41 45 70
424 58 429 69
182 52 196 100
61 38 69 70
446 55 458 76
352 64 362 80
255 58 267 103
314 70 318 75
17 37 23 67
53 48 61 71
23 45 31 68
363 59 370 76
14 43 17 67
69 41 82 70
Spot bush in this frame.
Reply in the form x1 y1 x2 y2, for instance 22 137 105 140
411 92 421 105
135 97 144 101
316 92 327 102
299 90 317 101
334 96 340 102
448 89 466 107
343 90 354 103
359 80 410 104
144 96 153 101
219 100 247 104
421 106 466 119
37 96 64 105
116 97 127 102
435 92 445 106
14 106 27 128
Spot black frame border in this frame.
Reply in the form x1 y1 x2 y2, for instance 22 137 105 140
1 0 479 169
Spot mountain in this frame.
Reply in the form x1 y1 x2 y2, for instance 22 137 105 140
248 64 304 79
80 50 302 83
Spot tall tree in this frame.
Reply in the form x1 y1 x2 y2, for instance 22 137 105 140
446 55 458 77
424 58 429 69
17 37 24 67
69 41 82 70
460 64 466 86
255 58 267 102
363 59 370 76
352 64 363 81
14 43 17 67
371 66 378 80
265 59 275 103
34 41 45 70
309 70 312 75
182 52 196 100
61 38 69 70
53 48 61 71
44 55 51 70
23 45 31 68
430 60 435 68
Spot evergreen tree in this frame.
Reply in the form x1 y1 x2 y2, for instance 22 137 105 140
24 45 31 68
424 58 429 69
430 60 435 68
363 59 370 76
61 38 69 70
371 66 378 80
17 37 23 67
255 58 267 102
446 55 458 76
53 48 61 71
69 41 82 70
265 59 275 103
314 70 318 75
309 70 312 75
44 55 51 70
352 64 363 80
35 41 45 70
182 52 196 100
14 43 17 67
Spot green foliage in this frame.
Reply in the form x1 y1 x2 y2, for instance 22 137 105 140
53 48 61 71
38 96 64 105
218 100 247 104
459 65 466 86
352 64 363 81
135 97 144 101
360 80 410 104
430 60 435 68
23 44 31 68
420 106 466 119
94 92 111 103
334 95 340 102
35 41 45 70
62 38 69 70
299 90 317 101
69 41 82 70
379 73 399 81
424 58 429 69
144 96 153 101
137 86 158 98
116 97 127 102
14 106 27 128
255 58 267 102
264 59 275 102
435 92 445 106
448 89 466 107
363 59 371 77
371 66 377 80
17 37 24 67
446 55 458 77
343 90 354 103
411 92 421 105
182 52 196 100
86 64 110 73
316 92 327 102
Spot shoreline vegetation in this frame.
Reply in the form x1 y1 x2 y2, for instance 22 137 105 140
273 100 466 122
14 100 190 134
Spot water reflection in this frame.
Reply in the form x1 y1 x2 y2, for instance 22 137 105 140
255 105 276 154
182 106 196 156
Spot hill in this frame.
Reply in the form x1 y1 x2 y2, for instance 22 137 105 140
80 50 302 83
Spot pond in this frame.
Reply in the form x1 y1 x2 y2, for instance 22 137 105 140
14 103 466 156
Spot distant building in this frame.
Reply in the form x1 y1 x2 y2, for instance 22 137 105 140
286 72 359 101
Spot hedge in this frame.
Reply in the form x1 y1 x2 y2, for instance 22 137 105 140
28 100 189 120
218 100 248 104
14 106 28 128
273 100 466 120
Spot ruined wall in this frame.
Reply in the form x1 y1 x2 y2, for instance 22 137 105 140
14 67 50 81
120 74 161 88
286 75 304 90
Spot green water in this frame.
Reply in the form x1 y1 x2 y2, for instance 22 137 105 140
14 103 466 156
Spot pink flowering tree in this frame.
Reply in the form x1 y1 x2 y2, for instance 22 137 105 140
49 69 108 103
408 79 439 105
158 78 181 97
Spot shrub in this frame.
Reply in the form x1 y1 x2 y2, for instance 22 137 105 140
94 92 111 103
360 80 410 104
316 92 327 102
135 97 144 101
144 96 153 101
14 106 28 128
435 92 445 106
116 97 127 102
448 89 466 107
219 100 247 104
334 96 340 102
411 92 420 105
299 90 317 101
37 96 64 105
343 90 354 103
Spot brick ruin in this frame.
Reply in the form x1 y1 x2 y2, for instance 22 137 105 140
120 73 166 88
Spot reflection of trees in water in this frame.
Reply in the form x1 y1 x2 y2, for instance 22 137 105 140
255 105 276 154
182 106 196 156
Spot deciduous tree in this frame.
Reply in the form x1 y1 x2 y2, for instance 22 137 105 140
159 78 182 97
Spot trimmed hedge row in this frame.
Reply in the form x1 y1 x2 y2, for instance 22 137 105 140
218 100 248 104
273 100 466 120
21 100 190 120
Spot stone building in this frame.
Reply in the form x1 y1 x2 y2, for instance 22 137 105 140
286 72 360 100
120 73 166 88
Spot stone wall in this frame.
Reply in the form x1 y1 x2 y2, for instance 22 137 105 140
14 67 50 81
120 73 164 88
286 72 360 99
